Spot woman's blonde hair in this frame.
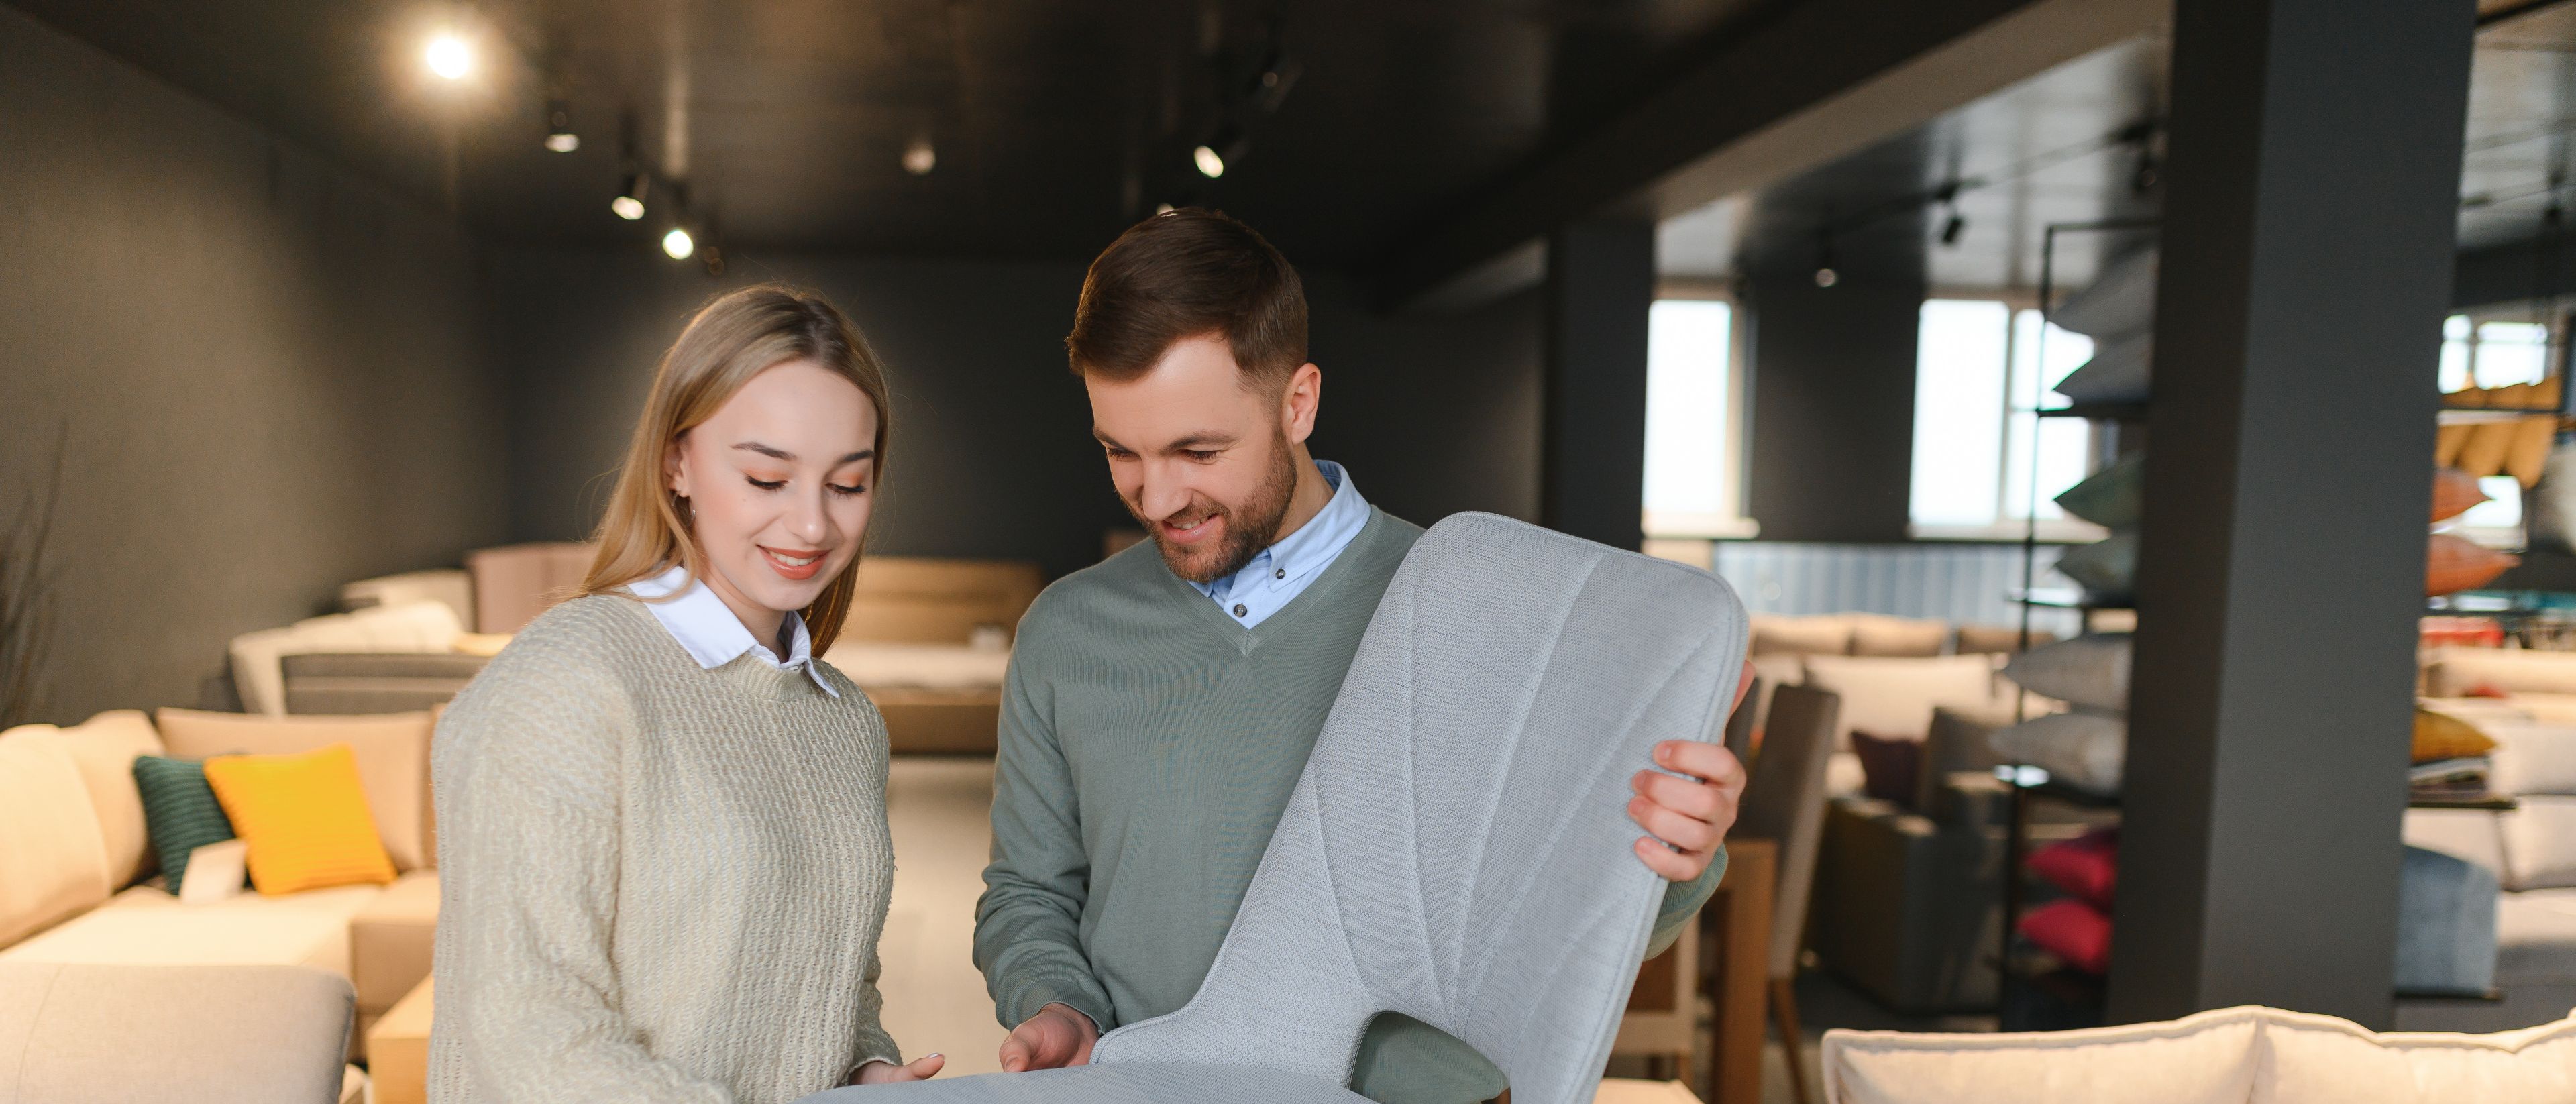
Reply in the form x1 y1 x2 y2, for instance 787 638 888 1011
581 284 890 651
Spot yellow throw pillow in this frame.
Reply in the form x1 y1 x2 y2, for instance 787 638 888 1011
203 743 396 895
2413 708 2500 765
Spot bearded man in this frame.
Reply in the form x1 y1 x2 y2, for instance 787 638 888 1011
972 208 1752 1104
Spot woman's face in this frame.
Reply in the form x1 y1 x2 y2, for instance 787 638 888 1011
666 359 879 634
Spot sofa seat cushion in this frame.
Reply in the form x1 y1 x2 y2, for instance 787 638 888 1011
1821 1004 2263 1104
0 728 113 948
2255 1005 2576 1103
350 871 437 1015
2496 887 2576 987
0 881 382 979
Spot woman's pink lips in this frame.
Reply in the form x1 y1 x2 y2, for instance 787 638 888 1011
761 545 826 581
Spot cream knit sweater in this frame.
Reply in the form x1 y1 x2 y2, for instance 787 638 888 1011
429 594 902 1104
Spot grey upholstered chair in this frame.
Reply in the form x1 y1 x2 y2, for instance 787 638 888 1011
0 962 356 1104
1722 676 1762 765
801 512 1749 1104
1713 683 1839 1104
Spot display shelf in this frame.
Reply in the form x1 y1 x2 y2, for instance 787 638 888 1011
2011 587 2133 612
2037 402 2147 422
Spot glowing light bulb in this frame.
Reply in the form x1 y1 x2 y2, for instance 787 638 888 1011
545 131 580 154
902 137 936 176
662 227 695 260
1192 144 1225 179
425 34 474 81
611 195 645 220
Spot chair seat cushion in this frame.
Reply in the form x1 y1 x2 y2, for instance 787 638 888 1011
798 1062 1371 1104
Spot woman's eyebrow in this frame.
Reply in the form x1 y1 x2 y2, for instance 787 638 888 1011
732 441 874 465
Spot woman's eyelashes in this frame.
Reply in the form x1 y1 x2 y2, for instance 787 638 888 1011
742 474 868 495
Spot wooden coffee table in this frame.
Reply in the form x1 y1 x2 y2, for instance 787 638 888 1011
368 977 433 1104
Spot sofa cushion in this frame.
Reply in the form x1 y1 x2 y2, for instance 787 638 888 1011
1849 614 1950 657
131 754 239 895
156 709 434 872
0 728 115 948
2054 454 2144 530
1751 613 1856 656
0 881 382 979
1988 711 2127 795
227 600 464 717
2424 647 2576 698
42 710 165 887
350 871 437 1016
1821 1004 2261 1104
2016 897 2112 975
1803 653 2007 751
1850 732 1922 806
2502 795 2576 891
2406 807 2508 881
2483 718 2576 797
204 744 398 896
2049 246 2157 341
2254 1005 2576 1104
2496 889 2576 987
282 651 488 715
2396 846 2499 997
2002 634 2131 712
0 962 355 1104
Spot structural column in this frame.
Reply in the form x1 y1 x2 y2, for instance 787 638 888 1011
1541 220 1656 551
1739 268 1924 544
2112 0 2475 1027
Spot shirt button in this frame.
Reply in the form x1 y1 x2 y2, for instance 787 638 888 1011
1274 569 1285 579
1233 604 1248 617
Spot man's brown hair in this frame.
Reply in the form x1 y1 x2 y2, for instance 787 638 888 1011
1066 207 1307 391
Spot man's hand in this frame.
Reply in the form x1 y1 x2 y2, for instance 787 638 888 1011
998 1003 1097 1072
849 1054 945 1085
1627 659 1756 881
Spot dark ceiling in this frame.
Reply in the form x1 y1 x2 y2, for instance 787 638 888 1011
1662 0 2576 293
5 0 1799 265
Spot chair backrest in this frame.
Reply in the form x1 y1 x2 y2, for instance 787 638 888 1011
1731 683 1839 980
1091 514 1749 1104
1723 676 1762 765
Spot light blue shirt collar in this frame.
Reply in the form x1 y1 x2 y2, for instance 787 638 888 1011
628 565 838 696
1188 460 1371 629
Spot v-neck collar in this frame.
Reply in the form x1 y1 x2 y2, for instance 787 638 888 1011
1161 508 1390 655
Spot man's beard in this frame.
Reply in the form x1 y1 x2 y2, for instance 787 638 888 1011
1131 432 1300 584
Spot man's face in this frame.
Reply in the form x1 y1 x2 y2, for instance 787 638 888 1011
1087 335 1307 584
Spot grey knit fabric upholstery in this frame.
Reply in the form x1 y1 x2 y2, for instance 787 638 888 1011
802 513 1748 1104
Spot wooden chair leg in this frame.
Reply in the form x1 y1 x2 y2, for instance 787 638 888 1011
1769 977 1815 1104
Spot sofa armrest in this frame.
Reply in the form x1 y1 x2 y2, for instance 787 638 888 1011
0 962 353 1104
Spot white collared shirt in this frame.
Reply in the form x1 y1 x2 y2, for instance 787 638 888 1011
1186 460 1371 630
627 564 839 696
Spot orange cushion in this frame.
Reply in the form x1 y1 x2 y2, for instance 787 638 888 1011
203 743 396 895
2427 533 2517 597
2432 467 2491 523
2414 708 2500 764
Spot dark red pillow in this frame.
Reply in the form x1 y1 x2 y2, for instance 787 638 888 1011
2027 826 2118 909
1849 730 1922 808
2017 898 2113 975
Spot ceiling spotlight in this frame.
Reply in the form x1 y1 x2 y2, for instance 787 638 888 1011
424 34 474 81
1814 233 1838 287
662 226 695 260
902 135 936 176
612 172 648 220
1192 144 1226 179
545 99 578 152
1941 213 1966 246
1814 266 1839 288
1155 203 1176 215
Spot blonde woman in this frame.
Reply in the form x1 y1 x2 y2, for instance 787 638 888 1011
429 285 944 1102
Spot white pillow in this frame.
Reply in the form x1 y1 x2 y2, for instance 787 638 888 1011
2254 1004 2576 1104
2482 718 2576 797
1989 711 2127 794
2052 332 2153 406
2501 795 2576 891
2003 634 2131 712
1822 1004 2259 1104
1849 613 1951 657
2054 533 2139 599
1803 653 2008 750
2405 807 2508 880
2422 647 2576 697
2051 246 2159 341
1751 613 1856 656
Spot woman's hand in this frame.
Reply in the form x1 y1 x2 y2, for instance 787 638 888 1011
849 1054 946 1085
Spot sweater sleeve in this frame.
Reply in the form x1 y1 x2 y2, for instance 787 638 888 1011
849 941 903 1072
431 651 731 1104
1644 844 1727 960
972 647 1118 1032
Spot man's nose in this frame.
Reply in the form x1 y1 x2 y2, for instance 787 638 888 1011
1135 462 1194 522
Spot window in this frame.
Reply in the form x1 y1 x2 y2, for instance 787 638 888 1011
2441 313 2553 544
1908 298 2102 540
1642 296 1756 541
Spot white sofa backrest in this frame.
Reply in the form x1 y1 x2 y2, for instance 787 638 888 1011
228 599 464 716
1823 1004 2576 1104
0 728 113 948
339 568 474 631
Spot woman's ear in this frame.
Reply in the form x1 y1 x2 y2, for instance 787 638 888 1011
663 435 690 499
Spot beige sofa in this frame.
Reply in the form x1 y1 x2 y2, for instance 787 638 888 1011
0 708 439 1062
1820 1003 2576 1104
0 962 365 1103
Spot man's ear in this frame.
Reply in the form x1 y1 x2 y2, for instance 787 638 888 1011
1280 362 1322 445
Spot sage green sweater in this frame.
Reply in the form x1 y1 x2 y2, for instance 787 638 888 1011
975 508 1724 1104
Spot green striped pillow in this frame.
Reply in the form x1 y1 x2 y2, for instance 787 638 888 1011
131 755 237 895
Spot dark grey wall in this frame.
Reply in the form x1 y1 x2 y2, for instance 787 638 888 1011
1740 270 1926 543
487 249 1542 580
0 7 505 724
